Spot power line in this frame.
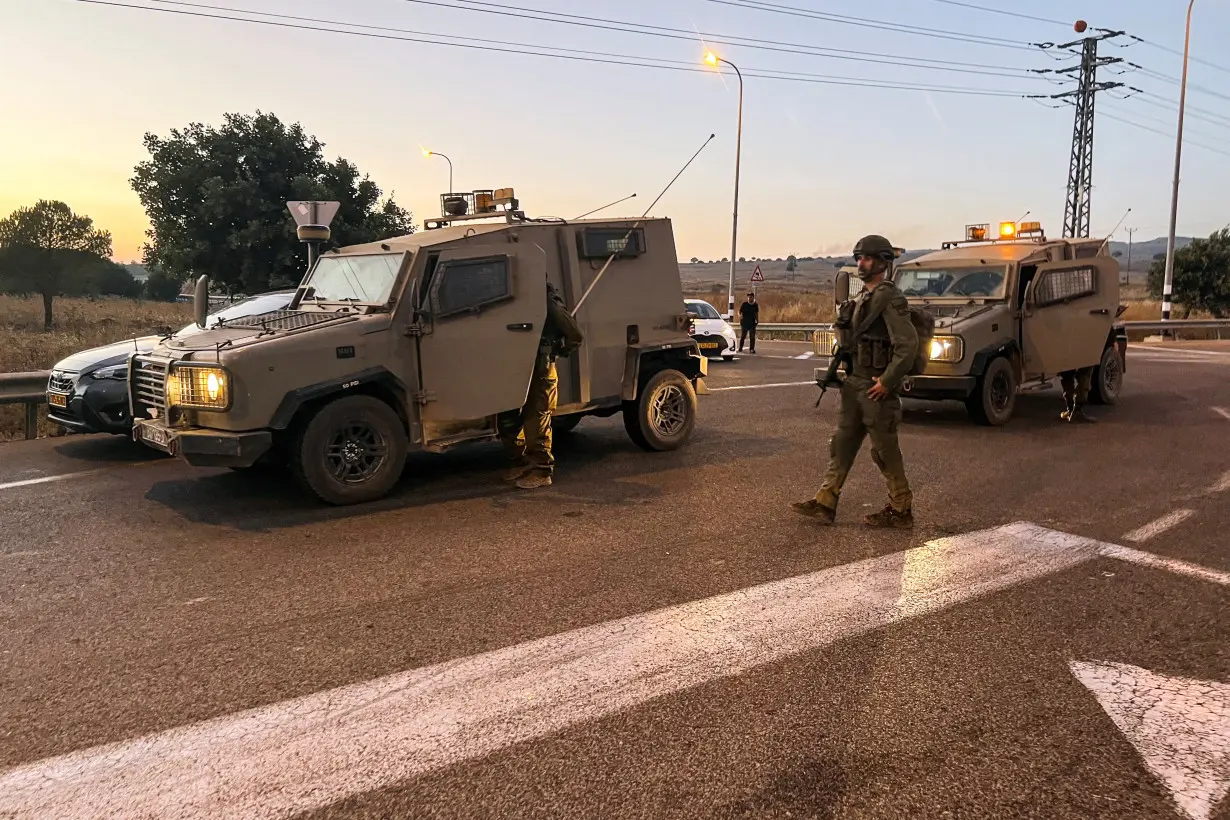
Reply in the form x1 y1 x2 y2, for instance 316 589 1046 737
701 0 1041 52
1121 61 1230 105
71 0 1040 97
1124 34 1230 78
392 0 1054 80
1129 92 1230 130
916 0 1068 27
1094 107 1230 159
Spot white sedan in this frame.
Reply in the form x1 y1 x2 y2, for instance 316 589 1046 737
685 298 739 362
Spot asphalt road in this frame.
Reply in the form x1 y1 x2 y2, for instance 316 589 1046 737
1 341 1227 820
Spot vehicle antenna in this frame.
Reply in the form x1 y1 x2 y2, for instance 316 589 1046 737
1099 207 1132 253
572 193 636 220
572 134 716 316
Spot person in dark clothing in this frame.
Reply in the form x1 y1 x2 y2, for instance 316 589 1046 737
738 291 759 354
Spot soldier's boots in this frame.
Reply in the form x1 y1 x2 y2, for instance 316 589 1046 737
504 463 533 483
863 504 914 529
1060 398 1096 424
789 499 837 524
516 471 553 490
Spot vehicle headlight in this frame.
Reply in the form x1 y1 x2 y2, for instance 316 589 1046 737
928 336 964 363
91 364 128 380
167 364 231 410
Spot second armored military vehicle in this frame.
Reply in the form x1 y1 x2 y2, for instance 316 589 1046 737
127 189 707 504
813 221 1127 425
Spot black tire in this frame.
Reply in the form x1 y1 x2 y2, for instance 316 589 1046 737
965 356 1017 426
552 413 583 435
1089 345 1123 406
290 395 408 505
622 368 697 451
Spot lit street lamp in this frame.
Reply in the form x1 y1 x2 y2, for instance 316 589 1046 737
422 146 454 193
1162 0 1195 324
705 50 743 321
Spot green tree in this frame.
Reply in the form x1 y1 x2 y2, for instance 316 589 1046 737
786 255 797 272
131 111 415 295
0 200 113 329
1147 228 1230 318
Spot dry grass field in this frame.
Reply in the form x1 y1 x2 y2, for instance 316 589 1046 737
0 295 193 441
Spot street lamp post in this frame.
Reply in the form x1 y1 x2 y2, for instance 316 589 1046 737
422 147 454 193
1162 0 1195 324
706 51 743 321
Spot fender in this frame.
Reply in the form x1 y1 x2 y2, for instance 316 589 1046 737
269 367 409 430
969 339 1021 378
621 342 706 401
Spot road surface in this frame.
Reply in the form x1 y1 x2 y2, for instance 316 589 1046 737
1 341 1227 820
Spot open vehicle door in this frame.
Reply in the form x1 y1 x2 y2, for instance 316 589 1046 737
414 243 548 429
1021 257 1117 375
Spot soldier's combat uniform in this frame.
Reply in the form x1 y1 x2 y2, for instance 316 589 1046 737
793 235 920 528
499 281 584 489
1059 367 1096 423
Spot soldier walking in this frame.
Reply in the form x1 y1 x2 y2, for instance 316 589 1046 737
499 281 585 489
792 235 920 528
1059 367 1096 423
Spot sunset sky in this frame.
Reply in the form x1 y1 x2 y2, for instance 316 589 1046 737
3 0 1228 263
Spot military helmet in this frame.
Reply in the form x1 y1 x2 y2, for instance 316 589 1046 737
853 234 896 261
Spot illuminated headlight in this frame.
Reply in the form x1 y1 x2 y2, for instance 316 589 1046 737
928 336 964 363
167 364 231 410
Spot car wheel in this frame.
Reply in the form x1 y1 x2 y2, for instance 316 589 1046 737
1088 345 1122 406
965 356 1017 426
623 368 697 451
290 395 408 505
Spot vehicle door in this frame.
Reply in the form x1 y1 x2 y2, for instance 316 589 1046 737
1021 257 1116 374
414 243 547 427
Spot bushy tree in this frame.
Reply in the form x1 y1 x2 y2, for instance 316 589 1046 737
0 200 114 328
1147 228 1230 318
131 111 415 295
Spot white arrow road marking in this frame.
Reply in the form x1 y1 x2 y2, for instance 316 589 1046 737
1070 660 1230 820
0 522 1224 819
1123 509 1195 543
1214 407 1230 422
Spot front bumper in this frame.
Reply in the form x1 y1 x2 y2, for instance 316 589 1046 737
131 419 273 468
46 375 133 435
692 332 735 358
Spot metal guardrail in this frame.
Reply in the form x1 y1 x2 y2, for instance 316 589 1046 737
0 371 50 440
755 319 1230 335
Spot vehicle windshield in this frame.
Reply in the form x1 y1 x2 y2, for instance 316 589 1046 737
686 301 722 320
303 252 405 304
894 265 1009 299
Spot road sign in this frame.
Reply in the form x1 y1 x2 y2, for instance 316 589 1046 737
286 200 340 228
750 264 764 283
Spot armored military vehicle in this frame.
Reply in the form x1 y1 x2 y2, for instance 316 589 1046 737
128 189 707 504
813 221 1127 425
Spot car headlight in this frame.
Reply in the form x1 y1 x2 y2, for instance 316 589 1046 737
90 364 128 380
928 336 964 363
167 364 231 410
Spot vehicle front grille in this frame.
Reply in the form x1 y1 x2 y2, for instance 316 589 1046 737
131 356 169 418
48 371 75 394
692 334 729 354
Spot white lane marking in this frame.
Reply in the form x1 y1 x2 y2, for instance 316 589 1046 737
1210 472 1230 494
1070 660 1230 820
710 380 816 392
0 521 1101 820
0 551 43 560
1214 408 1230 422
793 352 815 360
1099 544 1230 588
0 470 108 492
1123 510 1195 543
1132 346 1230 357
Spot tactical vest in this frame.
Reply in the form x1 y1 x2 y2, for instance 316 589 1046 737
851 292 894 375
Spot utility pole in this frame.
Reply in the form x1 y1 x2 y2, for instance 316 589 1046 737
1033 23 1125 239
1125 226 1137 285
1162 0 1195 324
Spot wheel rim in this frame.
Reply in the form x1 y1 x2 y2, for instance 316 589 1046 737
989 369 1013 415
649 383 689 438
324 420 389 484
1102 353 1122 395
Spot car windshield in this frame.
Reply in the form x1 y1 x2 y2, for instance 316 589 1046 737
303 252 404 304
686 301 722 320
894 265 1008 299
177 292 295 336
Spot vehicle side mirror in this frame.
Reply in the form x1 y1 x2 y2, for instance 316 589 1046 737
193 275 209 329
834 270 850 305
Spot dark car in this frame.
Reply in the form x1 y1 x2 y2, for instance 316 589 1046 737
46 291 295 435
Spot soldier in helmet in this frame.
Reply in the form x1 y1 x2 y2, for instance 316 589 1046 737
791 234 920 528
